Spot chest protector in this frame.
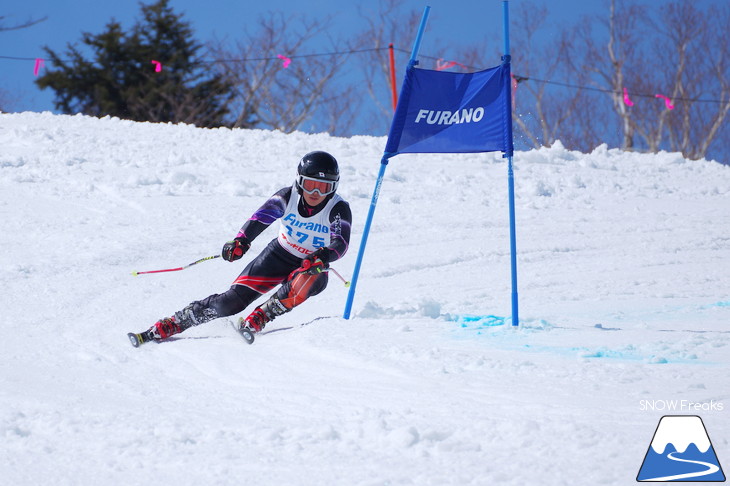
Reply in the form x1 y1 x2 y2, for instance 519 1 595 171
277 188 343 258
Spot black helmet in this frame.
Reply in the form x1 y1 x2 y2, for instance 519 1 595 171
296 151 339 196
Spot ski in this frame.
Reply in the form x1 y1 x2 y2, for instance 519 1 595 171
240 328 255 344
127 331 154 348
127 332 144 348
230 315 337 345
232 319 256 345
130 315 337 348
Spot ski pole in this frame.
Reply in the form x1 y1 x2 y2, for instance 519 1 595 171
327 267 351 288
301 259 351 287
132 255 220 276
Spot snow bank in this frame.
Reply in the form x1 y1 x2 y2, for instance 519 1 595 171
1 112 728 485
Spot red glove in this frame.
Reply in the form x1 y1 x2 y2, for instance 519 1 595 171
301 256 328 275
221 237 250 262
302 248 330 274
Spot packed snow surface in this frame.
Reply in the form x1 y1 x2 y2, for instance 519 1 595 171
1 112 728 485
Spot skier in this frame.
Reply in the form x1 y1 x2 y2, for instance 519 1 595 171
128 151 351 346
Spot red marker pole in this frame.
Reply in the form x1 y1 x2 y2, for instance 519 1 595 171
388 44 398 112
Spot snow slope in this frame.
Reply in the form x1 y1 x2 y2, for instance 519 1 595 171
1 112 728 485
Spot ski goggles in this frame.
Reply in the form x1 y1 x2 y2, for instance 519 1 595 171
299 175 337 196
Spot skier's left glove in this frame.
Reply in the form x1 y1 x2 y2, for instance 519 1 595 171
221 237 250 262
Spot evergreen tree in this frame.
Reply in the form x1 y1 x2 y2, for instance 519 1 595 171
36 0 233 127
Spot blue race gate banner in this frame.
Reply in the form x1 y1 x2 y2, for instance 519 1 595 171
385 63 513 155
344 3 520 325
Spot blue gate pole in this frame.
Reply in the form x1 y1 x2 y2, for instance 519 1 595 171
343 6 431 320
343 155 389 319
507 160 519 327
503 0 519 326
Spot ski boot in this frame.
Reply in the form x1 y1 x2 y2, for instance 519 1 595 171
127 316 181 348
128 304 219 348
127 302 218 348
236 296 289 344
236 308 269 344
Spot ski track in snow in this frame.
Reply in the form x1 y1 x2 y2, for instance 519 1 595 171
1 112 729 485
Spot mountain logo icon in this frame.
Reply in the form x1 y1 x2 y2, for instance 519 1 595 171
637 415 726 482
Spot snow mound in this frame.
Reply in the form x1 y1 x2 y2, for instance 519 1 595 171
1 112 728 485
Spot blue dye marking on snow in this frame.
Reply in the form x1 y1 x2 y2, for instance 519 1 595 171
520 344 678 363
449 314 508 328
446 314 559 334
526 344 708 364
698 300 730 310
446 315 710 364
445 314 518 336
573 346 644 361
521 344 641 361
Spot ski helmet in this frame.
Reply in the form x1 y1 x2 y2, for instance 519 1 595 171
295 151 340 196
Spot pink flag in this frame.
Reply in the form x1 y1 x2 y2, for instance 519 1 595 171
277 55 291 68
623 87 634 107
655 94 674 110
33 58 45 76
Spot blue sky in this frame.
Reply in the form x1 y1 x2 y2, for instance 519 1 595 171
1 0 601 117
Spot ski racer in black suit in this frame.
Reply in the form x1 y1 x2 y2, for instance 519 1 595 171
129 151 352 346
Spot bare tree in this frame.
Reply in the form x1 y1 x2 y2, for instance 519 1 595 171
509 1 596 151
210 12 357 135
658 2 730 160
0 90 10 112
0 14 47 32
351 0 421 133
628 2 703 155
567 0 728 160
574 0 648 151
0 13 47 111
319 82 361 136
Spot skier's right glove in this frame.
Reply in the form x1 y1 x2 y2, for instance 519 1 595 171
221 237 250 262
